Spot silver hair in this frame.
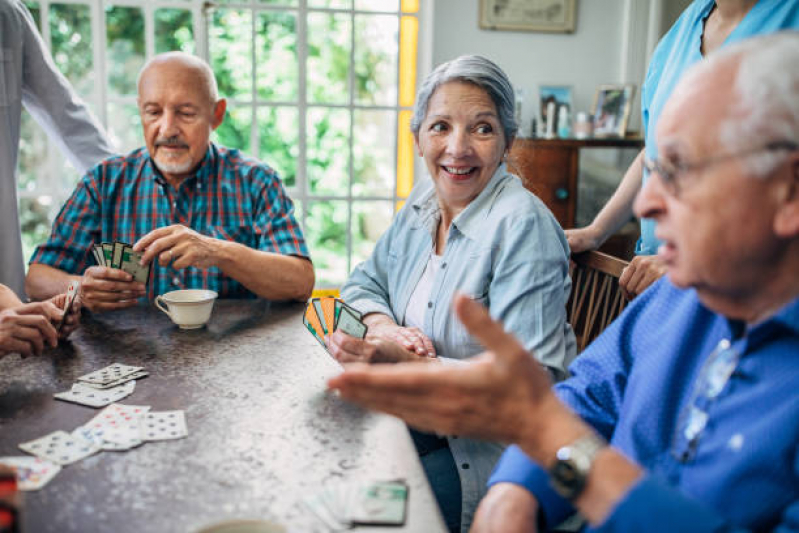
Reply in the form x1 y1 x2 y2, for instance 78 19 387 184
410 55 517 145
713 32 799 177
137 52 220 103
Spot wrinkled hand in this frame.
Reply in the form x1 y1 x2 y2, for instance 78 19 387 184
365 316 436 358
326 330 429 364
565 226 601 254
0 301 61 358
328 294 558 443
619 255 667 300
134 225 220 270
81 267 145 312
471 483 540 533
48 292 81 339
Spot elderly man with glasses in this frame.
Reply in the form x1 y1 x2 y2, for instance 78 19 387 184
328 32 799 532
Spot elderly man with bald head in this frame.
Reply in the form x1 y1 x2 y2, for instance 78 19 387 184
327 32 799 532
26 53 314 310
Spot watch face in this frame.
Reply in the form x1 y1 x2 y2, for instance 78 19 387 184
550 457 586 499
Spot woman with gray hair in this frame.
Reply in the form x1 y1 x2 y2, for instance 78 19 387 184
325 55 576 532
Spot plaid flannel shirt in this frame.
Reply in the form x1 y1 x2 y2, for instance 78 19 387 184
31 143 310 300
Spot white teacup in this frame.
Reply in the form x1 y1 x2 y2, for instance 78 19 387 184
155 289 218 329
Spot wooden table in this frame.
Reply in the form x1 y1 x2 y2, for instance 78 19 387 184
0 301 445 533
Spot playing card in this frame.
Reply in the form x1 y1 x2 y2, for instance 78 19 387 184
54 380 135 408
0 456 61 491
349 480 408 526
139 410 188 441
19 431 100 466
80 369 149 390
92 245 105 266
334 299 362 330
111 241 125 269
336 306 368 339
120 245 150 284
57 280 80 332
82 403 150 450
102 243 114 266
303 302 327 348
312 298 328 334
320 297 338 334
77 363 143 386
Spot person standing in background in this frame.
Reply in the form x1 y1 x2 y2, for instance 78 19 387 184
0 0 116 299
566 0 798 299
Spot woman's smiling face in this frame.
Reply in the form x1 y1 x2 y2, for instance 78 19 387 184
415 81 508 212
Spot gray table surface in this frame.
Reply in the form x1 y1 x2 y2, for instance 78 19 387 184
0 300 445 533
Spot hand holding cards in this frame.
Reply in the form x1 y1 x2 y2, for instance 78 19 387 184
303 298 367 351
93 241 150 284
83 241 148 311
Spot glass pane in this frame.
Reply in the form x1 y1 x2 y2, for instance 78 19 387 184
256 11 298 101
107 102 143 154
18 112 48 192
257 106 298 188
20 197 55 268
308 0 351 8
353 110 395 196
214 106 252 153
352 201 393 268
355 0 398 11
24 1 41 28
210 9 253 100
307 12 350 105
354 15 398 106
305 201 348 286
307 107 350 195
57 157 82 192
155 8 195 54
50 4 94 98
258 0 298 5
106 6 145 97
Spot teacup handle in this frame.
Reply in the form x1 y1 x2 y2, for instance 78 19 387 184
154 296 172 319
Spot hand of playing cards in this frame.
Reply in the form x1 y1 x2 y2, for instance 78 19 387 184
302 479 408 530
92 241 150 284
304 298 368 350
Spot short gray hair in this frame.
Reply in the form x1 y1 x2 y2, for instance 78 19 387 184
712 32 799 177
137 52 220 103
410 55 517 145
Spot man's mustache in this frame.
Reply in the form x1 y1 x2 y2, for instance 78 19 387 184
155 138 189 149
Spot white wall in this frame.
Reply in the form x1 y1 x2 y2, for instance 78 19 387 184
430 0 637 136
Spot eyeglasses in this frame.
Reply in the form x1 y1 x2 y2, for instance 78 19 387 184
671 338 741 463
643 140 798 197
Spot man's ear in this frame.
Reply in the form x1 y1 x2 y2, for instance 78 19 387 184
211 99 227 130
774 155 799 238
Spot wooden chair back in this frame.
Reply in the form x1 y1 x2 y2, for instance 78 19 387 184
567 251 629 352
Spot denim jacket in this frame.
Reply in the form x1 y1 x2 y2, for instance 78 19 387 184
342 164 576 531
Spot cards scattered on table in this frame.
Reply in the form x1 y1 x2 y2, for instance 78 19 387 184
140 411 189 441
93 241 150 284
303 298 368 351
302 479 408 530
77 363 143 386
0 456 61 491
18 430 100 466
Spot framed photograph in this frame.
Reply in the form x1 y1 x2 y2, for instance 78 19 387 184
591 84 636 138
479 0 577 33
539 85 573 129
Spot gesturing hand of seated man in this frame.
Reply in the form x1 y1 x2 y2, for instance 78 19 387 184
0 301 61 358
326 330 433 365
81 267 146 312
134 224 220 269
362 313 437 358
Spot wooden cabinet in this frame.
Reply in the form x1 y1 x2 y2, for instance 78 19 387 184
508 137 644 229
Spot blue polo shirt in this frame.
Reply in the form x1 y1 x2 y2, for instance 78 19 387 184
489 279 799 531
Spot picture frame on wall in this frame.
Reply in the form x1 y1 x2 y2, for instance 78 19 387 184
479 0 577 33
591 84 636 138
539 85 573 131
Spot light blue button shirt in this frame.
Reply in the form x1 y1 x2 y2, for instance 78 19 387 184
638 0 799 255
342 164 576 531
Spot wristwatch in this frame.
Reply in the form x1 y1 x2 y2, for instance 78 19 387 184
549 433 607 500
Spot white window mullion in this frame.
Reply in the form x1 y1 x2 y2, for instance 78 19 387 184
250 0 258 157
92 0 107 127
296 0 308 228
345 7 355 275
144 2 155 59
